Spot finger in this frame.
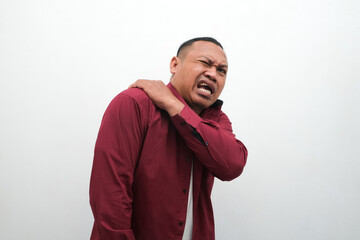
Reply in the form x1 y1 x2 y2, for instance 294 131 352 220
128 80 143 89
128 83 139 89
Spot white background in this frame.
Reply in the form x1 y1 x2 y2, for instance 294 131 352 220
1 0 359 239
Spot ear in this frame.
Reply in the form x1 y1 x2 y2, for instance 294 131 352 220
170 56 180 74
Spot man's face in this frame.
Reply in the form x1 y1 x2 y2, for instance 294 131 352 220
170 41 228 114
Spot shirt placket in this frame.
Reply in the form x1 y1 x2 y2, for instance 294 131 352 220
176 146 193 237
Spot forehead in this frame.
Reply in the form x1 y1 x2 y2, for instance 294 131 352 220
186 41 228 65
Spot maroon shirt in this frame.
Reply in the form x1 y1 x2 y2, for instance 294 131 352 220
90 83 247 240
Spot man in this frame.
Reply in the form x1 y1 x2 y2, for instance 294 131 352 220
90 37 247 240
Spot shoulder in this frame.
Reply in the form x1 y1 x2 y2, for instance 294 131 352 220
102 88 153 129
105 88 155 125
116 88 150 103
108 88 152 109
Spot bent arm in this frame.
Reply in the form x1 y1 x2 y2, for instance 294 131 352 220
171 105 248 181
90 94 145 240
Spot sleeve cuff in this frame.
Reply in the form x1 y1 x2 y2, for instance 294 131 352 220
178 105 203 129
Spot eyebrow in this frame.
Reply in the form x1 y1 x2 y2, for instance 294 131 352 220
201 56 228 69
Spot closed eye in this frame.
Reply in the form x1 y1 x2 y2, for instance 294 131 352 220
200 60 210 66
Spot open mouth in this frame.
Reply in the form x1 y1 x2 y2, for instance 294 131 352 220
197 82 214 95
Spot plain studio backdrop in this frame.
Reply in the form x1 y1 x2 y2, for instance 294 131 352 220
0 0 359 239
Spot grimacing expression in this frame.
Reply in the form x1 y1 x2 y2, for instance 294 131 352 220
170 41 228 114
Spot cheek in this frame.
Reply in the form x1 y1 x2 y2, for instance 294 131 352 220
213 82 225 98
218 79 226 92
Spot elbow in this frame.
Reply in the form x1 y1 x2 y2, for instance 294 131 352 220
217 148 248 181
218 162 245 181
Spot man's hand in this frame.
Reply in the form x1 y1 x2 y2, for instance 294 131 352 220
129 80 184 117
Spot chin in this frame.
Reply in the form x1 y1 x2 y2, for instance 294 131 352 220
188 94 214 111
195 101 212 111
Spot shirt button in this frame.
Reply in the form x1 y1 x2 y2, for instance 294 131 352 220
205 142 209 146
186 158 190 163
181 121 186 126
179 222 183 226
183 189 187 194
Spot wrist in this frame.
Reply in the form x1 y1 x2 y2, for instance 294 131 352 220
167 99 184 117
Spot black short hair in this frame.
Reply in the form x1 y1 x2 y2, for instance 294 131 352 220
176 37 223 57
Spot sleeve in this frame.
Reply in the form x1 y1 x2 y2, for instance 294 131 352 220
171 105 248 181
89 94 145 240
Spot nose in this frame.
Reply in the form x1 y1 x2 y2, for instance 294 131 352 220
204 66 217 82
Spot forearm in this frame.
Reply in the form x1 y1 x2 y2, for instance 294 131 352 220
171 105 247 181
90 149 135 239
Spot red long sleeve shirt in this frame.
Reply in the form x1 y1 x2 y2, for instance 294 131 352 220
89 83 247 240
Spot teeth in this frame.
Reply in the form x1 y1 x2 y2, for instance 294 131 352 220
198 83 212 94
198 88 211 94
